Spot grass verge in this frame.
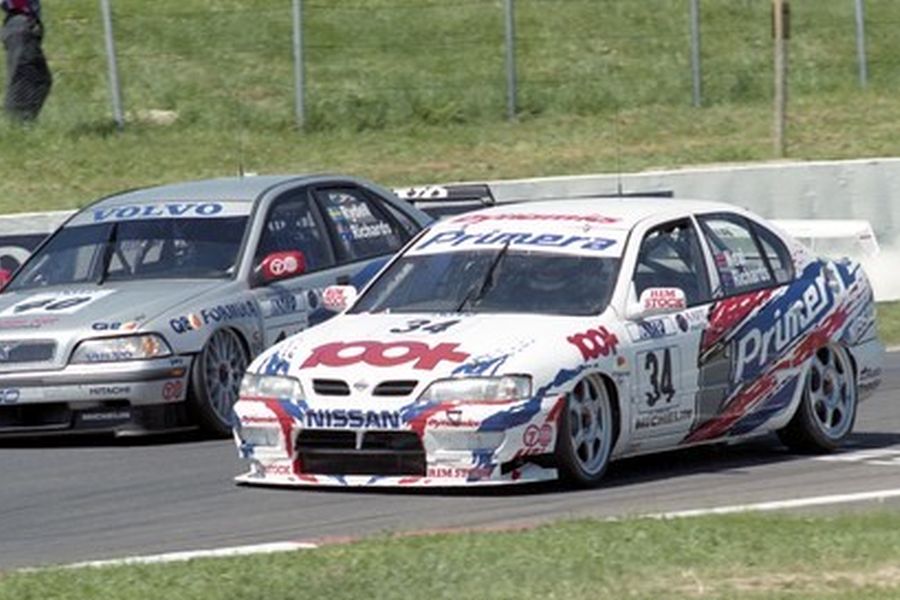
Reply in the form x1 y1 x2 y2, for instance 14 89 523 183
5 513 900 599
877 302 900 347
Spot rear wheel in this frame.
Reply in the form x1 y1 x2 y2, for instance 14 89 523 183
778 344 857 452
554 374 614 487
189 328 249 436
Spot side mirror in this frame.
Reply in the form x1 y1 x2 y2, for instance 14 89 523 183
255 251 306 285
322 285 358 313
626 287 687 320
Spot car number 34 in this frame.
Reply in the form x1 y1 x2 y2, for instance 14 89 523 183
638 347 678 407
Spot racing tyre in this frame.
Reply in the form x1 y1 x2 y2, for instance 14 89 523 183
778 344 857 453
555 374 615 487
189 328 249 436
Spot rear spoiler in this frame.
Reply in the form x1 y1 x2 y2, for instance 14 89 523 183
393 184 495 205
394 182 673 218
773 219 880 256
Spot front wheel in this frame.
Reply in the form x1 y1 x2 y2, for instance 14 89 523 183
554 374 615 487
778 344 857 452
188 328 249 436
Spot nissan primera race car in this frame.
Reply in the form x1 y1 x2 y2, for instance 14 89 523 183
233 196 883 487
0 175 431 436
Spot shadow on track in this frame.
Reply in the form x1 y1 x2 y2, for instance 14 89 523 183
233 429 900 499
0 428 211 449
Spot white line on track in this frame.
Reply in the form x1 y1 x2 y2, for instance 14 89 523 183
644 487 900 519
55 541 317 570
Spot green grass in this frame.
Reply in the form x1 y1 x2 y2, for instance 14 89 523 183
877 302 900 346
2 1 900 214
6 513 900 599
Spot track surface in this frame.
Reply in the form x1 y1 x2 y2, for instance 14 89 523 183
2 354 899 570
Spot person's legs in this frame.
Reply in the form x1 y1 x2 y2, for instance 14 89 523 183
2 14 51 121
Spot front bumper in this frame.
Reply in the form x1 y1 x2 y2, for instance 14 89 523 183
233 394 565 487
0 356 191 435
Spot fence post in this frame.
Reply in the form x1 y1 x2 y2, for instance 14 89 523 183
773 0 789 157
292 0 306 129
689 0 702 107
99 0 124 129
504 0 517 120
854 0 868 88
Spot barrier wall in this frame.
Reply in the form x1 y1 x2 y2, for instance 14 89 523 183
1 158 897 298
481 157 900 243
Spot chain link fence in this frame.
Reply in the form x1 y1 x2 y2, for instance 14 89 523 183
9 0 900 134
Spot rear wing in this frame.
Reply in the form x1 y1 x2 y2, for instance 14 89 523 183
394 182 673 219
772 219 880 257
393 184 496 218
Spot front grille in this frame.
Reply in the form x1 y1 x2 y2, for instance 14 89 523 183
296 429 355 449
312 379 350 396
0 340 56 364
296 429 426 476
373 380 418 397
363 431 421 451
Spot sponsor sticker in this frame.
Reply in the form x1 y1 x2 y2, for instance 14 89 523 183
301 341 469 371
0 388 21 404
567 325 619 360
410 229 621 256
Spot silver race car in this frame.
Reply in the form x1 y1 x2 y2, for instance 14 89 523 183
0 175 431 436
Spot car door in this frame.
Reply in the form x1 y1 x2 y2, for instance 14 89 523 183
250 183 414 346
687 212 796 440
248 187 347 346
626 218 715 449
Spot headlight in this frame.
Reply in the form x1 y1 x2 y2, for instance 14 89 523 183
418 375 532 403
240 373 304 400
70 334 172 364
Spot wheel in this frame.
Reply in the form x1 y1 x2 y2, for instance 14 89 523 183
554 374 615 487
188 328 249 436
778 344 857 453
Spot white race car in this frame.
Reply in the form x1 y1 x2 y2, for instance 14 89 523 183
233 194 883 487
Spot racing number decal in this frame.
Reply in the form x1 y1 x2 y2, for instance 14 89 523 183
390 319 461 335
0 290 116 317
13 297 92 314
643 348 675 407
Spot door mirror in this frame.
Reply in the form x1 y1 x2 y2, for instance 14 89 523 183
322 285 358 313
627 287 687 320
255 251 306 285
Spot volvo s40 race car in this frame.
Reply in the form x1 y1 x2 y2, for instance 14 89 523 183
233 196 883 487
0 175 432 436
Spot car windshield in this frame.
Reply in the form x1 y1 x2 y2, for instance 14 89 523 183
6 217 248 291
351 250 620 316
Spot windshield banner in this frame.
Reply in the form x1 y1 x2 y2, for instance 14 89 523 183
69 201 251 226
408 226 627 257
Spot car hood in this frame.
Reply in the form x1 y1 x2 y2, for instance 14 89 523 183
0 280 224 372
251 311 617 388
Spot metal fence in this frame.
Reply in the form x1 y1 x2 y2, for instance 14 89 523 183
16 0 900 133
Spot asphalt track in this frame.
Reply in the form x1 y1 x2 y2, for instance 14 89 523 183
2 354 899 570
